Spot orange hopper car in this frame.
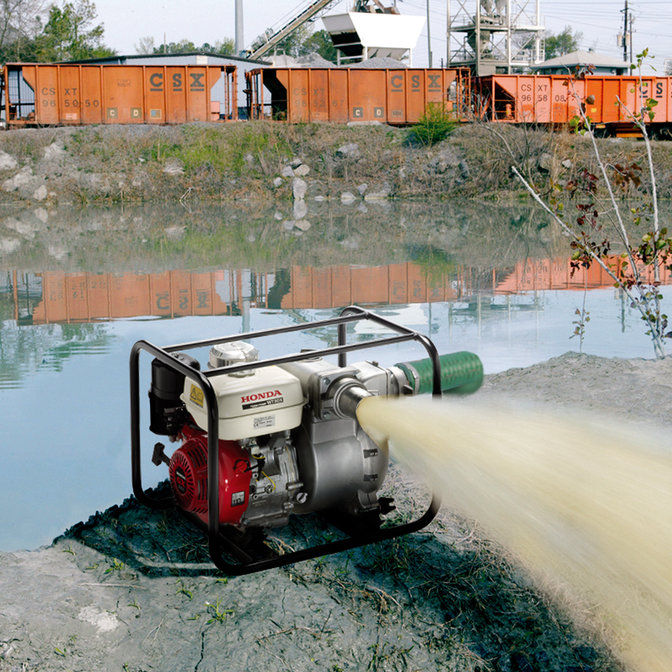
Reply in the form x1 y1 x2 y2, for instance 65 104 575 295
1 63 238 126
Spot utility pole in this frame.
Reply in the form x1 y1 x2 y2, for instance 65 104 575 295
235 0 244 56
621 0 628 63
426 0 433 67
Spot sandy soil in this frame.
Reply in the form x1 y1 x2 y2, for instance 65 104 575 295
1 352 670 672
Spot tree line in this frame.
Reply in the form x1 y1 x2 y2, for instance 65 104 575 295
0 2 593 68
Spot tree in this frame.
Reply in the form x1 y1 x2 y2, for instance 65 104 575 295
134 35 155 55
34 0 115 61
0 0 47 62
253 25 337 62
300 29 337 62
544 26 582 60
142 37 234 55
512 52 672 359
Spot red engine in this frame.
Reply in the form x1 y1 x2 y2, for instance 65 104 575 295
168 426 252 525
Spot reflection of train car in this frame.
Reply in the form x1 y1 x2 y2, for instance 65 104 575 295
246 67 470 124
2 61 671 137
8 257 671 325
1 63 238 127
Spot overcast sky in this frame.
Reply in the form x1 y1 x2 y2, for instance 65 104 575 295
91 0 671 69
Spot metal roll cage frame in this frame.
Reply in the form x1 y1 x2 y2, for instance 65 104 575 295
130 305 442 575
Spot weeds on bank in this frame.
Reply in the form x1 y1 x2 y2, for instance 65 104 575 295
513 50 672 358
144 124 292 176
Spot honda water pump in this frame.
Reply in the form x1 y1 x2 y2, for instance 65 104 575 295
131 307 482 574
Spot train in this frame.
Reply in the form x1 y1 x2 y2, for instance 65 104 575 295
2 61 671 137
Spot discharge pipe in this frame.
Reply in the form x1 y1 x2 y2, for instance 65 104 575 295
395 351 483 395
331 350 483 420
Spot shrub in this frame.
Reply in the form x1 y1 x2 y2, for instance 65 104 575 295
407 104 457 147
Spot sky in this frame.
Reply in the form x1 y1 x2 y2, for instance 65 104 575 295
90 0 671 70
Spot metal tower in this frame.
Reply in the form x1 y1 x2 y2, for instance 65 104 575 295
447 0 544 75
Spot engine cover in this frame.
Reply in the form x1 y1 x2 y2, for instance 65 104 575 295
181 365 304 441
169 429 252 525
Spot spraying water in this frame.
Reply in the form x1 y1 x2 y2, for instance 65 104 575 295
357 396 672 672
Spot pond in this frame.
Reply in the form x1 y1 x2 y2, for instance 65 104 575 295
1 200 670 551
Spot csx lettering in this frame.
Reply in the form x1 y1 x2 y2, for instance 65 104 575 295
41 87 56 96
656 82 664 97
411 74 420 90
428 74 441 90
241 390 282 403
391 74 403 90
64 87 78 96
149 73 163 91
190 73 205 90
172 73 182 90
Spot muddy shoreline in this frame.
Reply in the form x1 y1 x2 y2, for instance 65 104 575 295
1 352 670 672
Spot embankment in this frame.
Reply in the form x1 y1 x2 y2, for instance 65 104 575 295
1 122 671 207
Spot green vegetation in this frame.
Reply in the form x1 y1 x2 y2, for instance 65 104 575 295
513 50 672 358
544 25 582 60
0 0 115 62
135 36 234 56
406 104 458 147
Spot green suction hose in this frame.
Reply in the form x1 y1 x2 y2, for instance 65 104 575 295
395 351 483 395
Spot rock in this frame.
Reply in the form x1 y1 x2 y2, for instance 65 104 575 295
340 191 356 204
336 143 361 160
281 165 295 178
538 152 555 173
293 199 308 220
561 159 573 169
294 164 310 177
347 120 383 127
282 219 295 231
43 143 66 161
427 147 460 175
274 211 284 221
34 208 49 224
272 177 283 188
2 166 35 192
357 183 368 195
165 225 186 240
0 237 20 254
459 160 470 180
5 217 35 238
289 157 303 168
292 177 307 200
47 243 68 261
313 195 326 202
162 158 184 176
363 182 391 201
0 151 18 171
294 219 311 232
79 173 108 191
32 185 48 202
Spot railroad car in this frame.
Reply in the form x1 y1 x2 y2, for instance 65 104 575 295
2 61 671 138
0 63 238 127
246 66 470 124
476 73 672 137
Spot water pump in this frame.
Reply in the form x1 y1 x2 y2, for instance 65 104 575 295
130 306 482 574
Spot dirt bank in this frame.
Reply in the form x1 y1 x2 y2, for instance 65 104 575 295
1 352 670 672
1 122 671 208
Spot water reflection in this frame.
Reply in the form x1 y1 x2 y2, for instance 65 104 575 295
0 202 670 550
